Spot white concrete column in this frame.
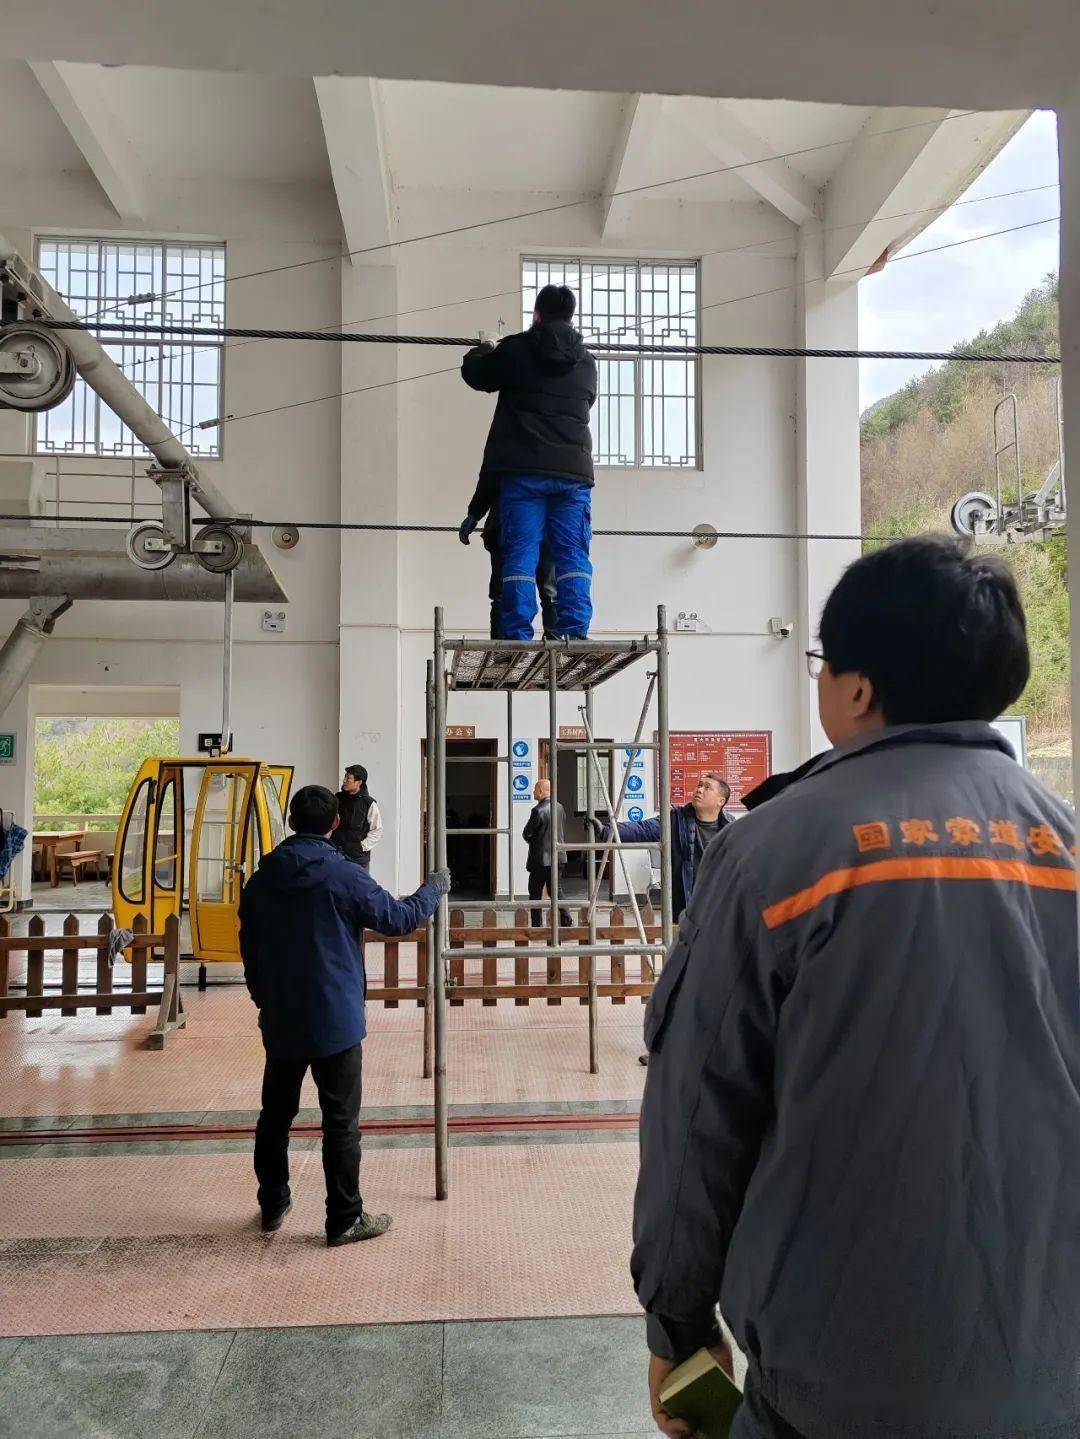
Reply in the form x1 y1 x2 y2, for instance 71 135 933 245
1057 95 1080 871
794 221 861 755
337 260 403 887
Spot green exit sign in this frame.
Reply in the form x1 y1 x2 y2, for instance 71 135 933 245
0 734 16 763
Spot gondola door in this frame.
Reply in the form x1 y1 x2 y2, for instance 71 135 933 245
189 761 258 963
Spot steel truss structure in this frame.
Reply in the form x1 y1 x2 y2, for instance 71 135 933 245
426 606 673 1198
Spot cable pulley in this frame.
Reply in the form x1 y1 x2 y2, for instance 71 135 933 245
0 323 77 413
193 522 245 574
125 520 176 571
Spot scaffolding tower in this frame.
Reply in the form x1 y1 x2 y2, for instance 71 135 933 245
426 605 673 1198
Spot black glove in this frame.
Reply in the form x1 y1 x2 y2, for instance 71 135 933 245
431 867 452 895
584 816 605 839
459 515 478 546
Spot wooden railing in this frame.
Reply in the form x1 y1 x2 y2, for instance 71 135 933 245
362 904 663 1009
0 911 185 1049
33 813 123 831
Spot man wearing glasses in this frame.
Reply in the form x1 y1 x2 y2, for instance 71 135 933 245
634 536 1080 1439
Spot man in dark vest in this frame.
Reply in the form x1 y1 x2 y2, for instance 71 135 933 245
334 765 382 871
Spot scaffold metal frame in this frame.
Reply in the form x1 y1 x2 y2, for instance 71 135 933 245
427 605 673 1199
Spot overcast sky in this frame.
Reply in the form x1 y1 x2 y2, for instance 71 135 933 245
858 110 1060 412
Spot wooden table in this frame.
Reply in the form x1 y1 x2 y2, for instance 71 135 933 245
33 831 85 888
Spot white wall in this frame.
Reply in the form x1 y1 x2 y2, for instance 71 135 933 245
0 172 860 896
353 191 857 890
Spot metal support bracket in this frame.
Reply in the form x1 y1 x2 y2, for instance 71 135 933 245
0 349 40 379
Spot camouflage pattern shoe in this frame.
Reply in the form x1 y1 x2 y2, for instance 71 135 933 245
326 1211 393 1246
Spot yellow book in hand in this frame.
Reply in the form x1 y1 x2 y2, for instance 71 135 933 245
658 1348 742 1439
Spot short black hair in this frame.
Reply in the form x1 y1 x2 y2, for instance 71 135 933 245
818 534 1029 725
703 772 731 803
289 784 339 835
344 764 368 785
534 284 576 323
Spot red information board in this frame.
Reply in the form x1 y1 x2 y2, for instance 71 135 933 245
660 731 773 809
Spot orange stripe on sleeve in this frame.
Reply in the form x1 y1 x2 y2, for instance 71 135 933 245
762 855 1077 930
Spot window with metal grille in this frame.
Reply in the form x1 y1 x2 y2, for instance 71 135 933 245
34 237 225 459
521 257 699 468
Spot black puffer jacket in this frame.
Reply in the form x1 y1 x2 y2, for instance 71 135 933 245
461 322 597 486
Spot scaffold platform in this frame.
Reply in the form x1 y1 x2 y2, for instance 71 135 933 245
446 636 656 693
425 607 674 1198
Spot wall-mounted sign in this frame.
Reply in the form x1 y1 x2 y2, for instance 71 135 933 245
512 738 533 798
559 725 588 741
627 805 645 822
0 733 15 764
446 725 476 740
660 730 773 809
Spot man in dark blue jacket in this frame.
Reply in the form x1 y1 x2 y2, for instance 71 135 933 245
239 784 449 1246
591 771 731 920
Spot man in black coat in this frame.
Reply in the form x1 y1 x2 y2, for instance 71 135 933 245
334 764 381 871
522 778 574 928
460 283 597 640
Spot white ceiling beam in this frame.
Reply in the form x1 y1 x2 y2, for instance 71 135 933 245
314 76 395 262
0 2 1075 113
667 97 819 226
600 94 664 240
28 60 144 222
823 106 1028 281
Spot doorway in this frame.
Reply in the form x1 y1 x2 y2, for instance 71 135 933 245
538 737 614 902
31 690 181 907
421 737 498 899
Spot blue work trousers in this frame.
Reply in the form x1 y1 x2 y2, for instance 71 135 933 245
499 475 593 640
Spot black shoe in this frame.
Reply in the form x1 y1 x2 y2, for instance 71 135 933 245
260 1199 292 1232
326 1211 393 1247
638 1054 649 1067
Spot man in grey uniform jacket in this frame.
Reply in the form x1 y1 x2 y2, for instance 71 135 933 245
633 536 1080 1439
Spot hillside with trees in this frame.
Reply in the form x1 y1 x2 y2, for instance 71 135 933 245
860 274 1069 796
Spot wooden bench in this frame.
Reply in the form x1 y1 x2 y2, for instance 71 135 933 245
56 849 103 885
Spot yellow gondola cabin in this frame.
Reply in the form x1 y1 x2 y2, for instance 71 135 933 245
112 758 294 964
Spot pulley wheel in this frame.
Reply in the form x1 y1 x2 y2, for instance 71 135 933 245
194 522 245 574
125 520 176 571
950 491 998 539
0 323 77 413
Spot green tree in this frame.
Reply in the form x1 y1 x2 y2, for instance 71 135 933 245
34 717 181 817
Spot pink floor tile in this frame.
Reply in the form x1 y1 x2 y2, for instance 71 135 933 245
0 1142 640 1336
0 972 649 1118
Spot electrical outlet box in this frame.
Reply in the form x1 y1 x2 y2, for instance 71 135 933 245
675 612 699 633
261 610 287 633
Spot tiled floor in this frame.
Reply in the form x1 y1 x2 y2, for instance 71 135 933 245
0 1141 640 1337
0 973 649 1117
0 1317 674 1439
0 967 668 1434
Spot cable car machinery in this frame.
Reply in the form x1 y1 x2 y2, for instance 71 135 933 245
0 236 283 745
950 380 1066 543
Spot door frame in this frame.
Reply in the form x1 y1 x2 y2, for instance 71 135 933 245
421 736 498 897
189 760 259 963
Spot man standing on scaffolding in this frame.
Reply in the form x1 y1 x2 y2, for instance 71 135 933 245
461 284 597 640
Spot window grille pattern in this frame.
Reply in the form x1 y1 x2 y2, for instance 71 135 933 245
35 238 225 458
522 257 699 468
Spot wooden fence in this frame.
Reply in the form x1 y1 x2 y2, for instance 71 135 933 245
0 911 185 1049
363 904 663 1008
